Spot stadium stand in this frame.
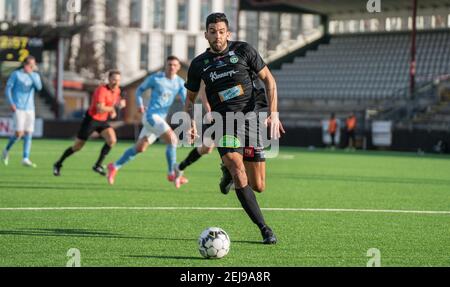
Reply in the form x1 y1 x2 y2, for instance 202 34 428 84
272 30 450 132
405 78 450 131
274 30 449 100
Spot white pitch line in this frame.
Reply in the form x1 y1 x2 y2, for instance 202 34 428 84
0 206 449 215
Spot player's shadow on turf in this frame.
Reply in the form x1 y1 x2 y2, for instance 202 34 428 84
126 255 204 261
145 237 261 245
0 228 152 240
231 240 261 245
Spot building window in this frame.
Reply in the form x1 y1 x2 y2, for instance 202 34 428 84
267 13 280 50
104 32 116 71
177 0 188 30
312 15 321 29
140 33 149 70
369 18 380 31
30 0 44 22
433 15 447 28
4 0 18 21
56 0 70 22
105 0 117 26
130 0 142 28
245 11 259 49
152 0 165 29
200 0 212 30
164 35 173 60
187 36 196 61
290 14 302 40
224 0 238 33
386 17 402 31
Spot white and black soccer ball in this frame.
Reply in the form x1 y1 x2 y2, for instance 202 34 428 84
198 227 230 259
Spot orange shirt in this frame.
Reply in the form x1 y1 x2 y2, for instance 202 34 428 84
328 118 337 134
346 116 356 131
87 85 121 121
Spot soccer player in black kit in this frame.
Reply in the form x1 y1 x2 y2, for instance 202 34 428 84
177 83 268 195
182 13 285 244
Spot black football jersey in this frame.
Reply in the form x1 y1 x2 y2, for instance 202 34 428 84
185 41 266 115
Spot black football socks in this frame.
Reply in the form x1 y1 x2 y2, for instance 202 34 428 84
179 147 202 171
235 185 266 229
55 147 75 167
95 143 112 167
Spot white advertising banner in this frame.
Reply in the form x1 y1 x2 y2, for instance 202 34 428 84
372 121 392 147
0 117 44 138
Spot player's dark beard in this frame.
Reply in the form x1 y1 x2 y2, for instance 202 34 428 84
109 83 118 90
210 40 226 53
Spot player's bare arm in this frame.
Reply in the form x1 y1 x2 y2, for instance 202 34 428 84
258 66 285 140
118 99 127 109
199 81 213 124
184 89 199 143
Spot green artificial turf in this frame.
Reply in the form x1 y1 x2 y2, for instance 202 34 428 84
0 139 449 267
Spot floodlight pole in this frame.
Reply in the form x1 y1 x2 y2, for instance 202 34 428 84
56 38 65 119
236 0 241 40
409 0 417 100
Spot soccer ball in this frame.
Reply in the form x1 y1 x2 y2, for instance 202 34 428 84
198 227 230 259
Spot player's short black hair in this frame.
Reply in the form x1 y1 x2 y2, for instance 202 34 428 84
206 13 229 30
108 69 121 78
167 55 181 64
22 56 36 66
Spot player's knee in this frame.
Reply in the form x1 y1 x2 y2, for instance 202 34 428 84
108 138 117 147
252 181 265 193
230 166 247 188
74 143 85 151
136 145 146 153
72 145 83 152
72 140 85 151
135 138 149 153
200 146 213 155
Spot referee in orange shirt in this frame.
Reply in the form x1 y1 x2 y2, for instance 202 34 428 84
53 70 126 176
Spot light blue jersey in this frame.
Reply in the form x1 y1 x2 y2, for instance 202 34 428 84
5 69 42 111
135 72 186 124
113 71 187 176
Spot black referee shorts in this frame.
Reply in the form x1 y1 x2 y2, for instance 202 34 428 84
76 112 111 141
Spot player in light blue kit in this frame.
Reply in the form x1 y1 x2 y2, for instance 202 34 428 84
107 56 188 188
2 56 42 167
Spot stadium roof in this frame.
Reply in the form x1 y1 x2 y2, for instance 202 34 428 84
240 0 450 16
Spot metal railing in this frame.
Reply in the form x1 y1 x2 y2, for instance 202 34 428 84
373 76 444 122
